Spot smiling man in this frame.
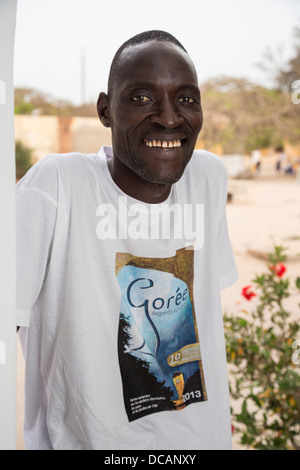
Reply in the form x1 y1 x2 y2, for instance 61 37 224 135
16 31 238 450
97 38 203 202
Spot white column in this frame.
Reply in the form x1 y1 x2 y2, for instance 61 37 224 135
0 0 18 450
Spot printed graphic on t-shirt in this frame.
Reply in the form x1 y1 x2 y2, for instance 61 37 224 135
116 247 207 422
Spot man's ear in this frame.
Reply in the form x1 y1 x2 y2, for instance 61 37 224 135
97 92 111 128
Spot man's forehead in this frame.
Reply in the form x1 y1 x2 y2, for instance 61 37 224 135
116 40 197 85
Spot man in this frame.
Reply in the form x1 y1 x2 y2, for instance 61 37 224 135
17 30 238 450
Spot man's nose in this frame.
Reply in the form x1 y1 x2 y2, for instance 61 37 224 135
150 99 184 128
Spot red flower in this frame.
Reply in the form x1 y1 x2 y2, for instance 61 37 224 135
270 262 287 277
241 285 256 301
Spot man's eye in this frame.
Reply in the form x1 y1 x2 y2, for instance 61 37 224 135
179 97 195 104
132 95 151 102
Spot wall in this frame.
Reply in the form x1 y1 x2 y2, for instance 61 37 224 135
71 117 112 154
15 114 59 162
0 0 17 450
15 114 112 162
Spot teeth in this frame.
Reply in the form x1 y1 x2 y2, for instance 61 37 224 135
144 139 182 148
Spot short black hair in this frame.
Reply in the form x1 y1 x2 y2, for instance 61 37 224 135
107 30 188 97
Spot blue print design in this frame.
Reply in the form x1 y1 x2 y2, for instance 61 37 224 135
117 255 207 422
127 278 160 358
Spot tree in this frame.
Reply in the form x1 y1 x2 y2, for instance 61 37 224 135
15 140 33 179
14 87 97 117
258 26 300 93
200 76 300 154
118 313 175 422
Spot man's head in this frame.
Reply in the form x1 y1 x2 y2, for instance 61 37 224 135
97 30 203 200
107 30 189 98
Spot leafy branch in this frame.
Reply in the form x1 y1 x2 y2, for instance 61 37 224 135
224 246 300 450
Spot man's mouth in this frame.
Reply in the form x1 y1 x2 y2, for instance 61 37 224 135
143 138 183 149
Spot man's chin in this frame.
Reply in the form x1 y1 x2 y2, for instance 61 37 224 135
134 155 192 185
137 166 186 185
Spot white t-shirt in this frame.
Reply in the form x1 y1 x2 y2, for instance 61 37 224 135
16 145 238 450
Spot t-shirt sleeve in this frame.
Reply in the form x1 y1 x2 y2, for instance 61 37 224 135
16 156 58 327
216 163 238 290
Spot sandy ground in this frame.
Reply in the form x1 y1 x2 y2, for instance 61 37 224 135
16 159 300 450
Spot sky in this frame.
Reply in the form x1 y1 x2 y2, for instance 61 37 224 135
14 0 300 105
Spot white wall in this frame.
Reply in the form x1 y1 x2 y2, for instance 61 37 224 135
0 0 17 450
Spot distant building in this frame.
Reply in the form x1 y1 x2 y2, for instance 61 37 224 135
14 114 112 163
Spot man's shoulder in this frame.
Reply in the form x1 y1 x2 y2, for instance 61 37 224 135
25 152 98 180
37 152 97 171
17 152 99 194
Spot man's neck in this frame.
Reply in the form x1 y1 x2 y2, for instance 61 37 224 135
108 157 172 204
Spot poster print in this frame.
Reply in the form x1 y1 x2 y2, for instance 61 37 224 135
116 247 207 422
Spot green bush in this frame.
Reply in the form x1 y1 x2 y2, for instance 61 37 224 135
15 140 33 179
224 246 300 450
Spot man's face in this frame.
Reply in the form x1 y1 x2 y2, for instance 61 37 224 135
104 41 203 185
